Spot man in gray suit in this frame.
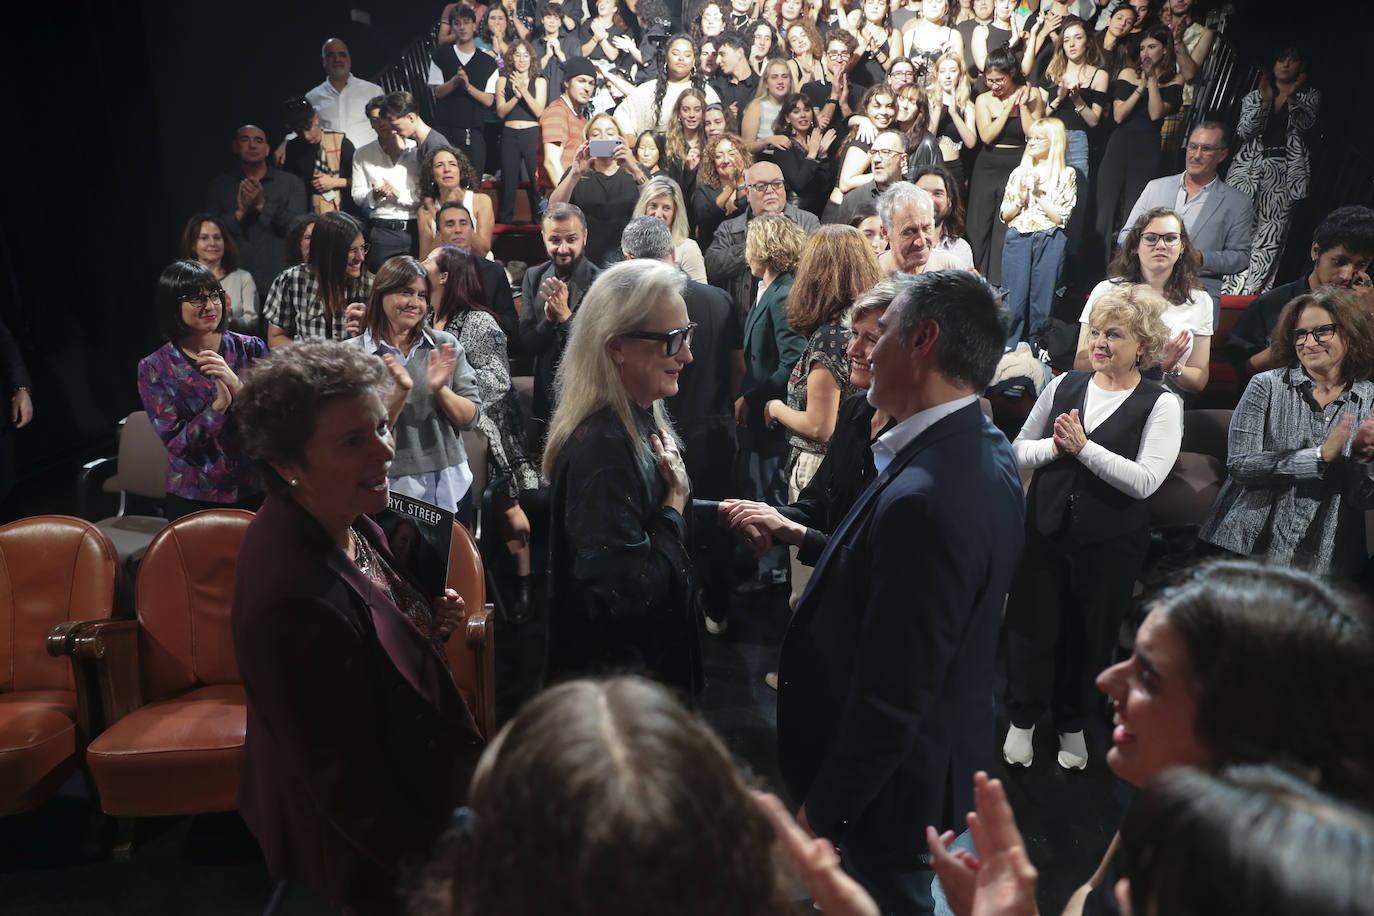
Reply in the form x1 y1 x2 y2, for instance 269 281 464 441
704 161 820 326
1117 122 1252 319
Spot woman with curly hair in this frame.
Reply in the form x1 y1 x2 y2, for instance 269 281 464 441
1074 207 1212 394
417 145 495 258
614 34 721 136
690 0 728 44
1002 283 1180 771
783 20 827 86
692 132 753 245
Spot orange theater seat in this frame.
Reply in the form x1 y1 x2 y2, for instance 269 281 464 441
58 510 252 819
0 516 120 815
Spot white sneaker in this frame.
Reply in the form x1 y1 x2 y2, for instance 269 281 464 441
1057 730 1088 770
1003 724 1034 767
704 615 727 635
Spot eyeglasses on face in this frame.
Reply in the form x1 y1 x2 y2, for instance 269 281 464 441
743 178 786 192
870 147 903 160
1185 142 1221 154
1141 232 1182 248
182 291 225 309
349 243 372 257
1291 323 1338 346
623 323 697 355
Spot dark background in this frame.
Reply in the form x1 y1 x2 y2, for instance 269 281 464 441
0 0 1365 512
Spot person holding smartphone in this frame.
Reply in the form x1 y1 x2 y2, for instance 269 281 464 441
548 113 651 267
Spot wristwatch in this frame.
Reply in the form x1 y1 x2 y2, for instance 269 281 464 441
1166 364 1183 378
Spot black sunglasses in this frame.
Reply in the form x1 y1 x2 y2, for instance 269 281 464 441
1291 323 1338 346
623 323 697 355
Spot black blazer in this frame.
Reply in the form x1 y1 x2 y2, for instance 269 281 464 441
518 256 602 422
777 402 1024 854
232 495 483 909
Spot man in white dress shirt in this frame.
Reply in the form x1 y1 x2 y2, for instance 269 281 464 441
352 98 421 270
307 39 385 150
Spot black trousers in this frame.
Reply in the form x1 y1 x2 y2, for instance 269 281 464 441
444 124 488 179
499 124 543 224
965 144 1021 287
366 223 418 272
1003 525 1149 732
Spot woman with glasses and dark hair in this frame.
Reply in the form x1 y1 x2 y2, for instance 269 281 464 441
1199 288 1374 578
263 211 373 347
181 213 259 334
349 255 483 525
1074 207 1212 394
138 260 267 520
542 260 701 692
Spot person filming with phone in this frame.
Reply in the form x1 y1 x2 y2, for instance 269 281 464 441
548 113 651 268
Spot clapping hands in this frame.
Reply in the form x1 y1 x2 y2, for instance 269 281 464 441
927 772 1040 916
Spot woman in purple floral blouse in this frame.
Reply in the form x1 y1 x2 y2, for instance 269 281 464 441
137 260 267 520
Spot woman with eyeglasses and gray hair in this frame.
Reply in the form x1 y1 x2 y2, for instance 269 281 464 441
138 260 268 520
1199 287 1374 579
542 259 703 693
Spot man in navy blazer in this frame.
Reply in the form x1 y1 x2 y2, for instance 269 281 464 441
1117 122 1253 319
776 270 1025 914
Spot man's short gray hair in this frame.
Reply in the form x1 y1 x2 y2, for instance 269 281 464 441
621 216 676 261
876 182 934 235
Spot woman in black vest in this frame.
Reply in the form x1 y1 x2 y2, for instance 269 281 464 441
1001 283 1182 772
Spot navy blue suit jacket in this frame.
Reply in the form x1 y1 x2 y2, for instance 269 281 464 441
777 401 1025 855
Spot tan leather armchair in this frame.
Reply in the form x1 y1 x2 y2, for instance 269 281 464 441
53 509 253 831
444 520 496 739
0 516 120 815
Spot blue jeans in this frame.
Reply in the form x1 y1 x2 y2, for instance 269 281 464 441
1065 131 1089 257
1001 227 1068 347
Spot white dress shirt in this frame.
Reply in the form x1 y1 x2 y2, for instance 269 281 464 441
871 394 978 474
352 137 421 220
307 74 386 149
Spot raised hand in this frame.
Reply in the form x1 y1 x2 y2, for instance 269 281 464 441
1322 414 1353 465
756 792 880 916
1161 329 1190 374
428 342 458 392
541 276 571 323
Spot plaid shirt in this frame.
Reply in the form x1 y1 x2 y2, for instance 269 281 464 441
263 263 373 341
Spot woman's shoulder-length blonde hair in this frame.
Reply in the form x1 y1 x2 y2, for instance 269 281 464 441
542 260 686 479
633 177 691 243
1086 282 1171 369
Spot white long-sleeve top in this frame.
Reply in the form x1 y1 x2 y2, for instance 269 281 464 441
1013 372 1183 500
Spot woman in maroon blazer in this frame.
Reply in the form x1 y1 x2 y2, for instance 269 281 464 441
231 340 484 915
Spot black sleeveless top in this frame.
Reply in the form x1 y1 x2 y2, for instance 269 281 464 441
993 107 1027 147
502 74 539 121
